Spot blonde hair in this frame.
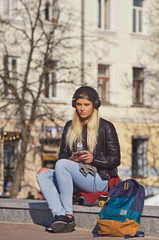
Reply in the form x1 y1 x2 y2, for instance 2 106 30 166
66 109 100 153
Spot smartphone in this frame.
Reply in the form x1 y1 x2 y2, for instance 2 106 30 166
72 151 85 156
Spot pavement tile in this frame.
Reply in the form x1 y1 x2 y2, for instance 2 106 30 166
0 222 159 240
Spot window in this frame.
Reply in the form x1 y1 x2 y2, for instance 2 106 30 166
45 0 59 23
133 67 144 105
132 136 148 178
44 60 57 98
3 0 18 18
98 0 110 30
2 131 21 192
98 64 110 103
133 0 144 33
3 55 18 96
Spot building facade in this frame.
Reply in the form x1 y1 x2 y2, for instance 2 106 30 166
0 0 159 198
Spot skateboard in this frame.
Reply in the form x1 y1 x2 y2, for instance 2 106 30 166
98 194 108 207
73 193 84 205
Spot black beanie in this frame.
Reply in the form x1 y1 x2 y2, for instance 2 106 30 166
72 86 101 109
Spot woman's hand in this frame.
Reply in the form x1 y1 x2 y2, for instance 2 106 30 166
69 154 81 162
69 150 93 163
78 150 94 163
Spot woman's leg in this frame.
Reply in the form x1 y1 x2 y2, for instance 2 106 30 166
36 168 66 217
36 166 76 233
55 159 108 215
37 160 108 215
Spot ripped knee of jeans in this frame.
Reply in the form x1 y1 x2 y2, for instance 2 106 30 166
36 168 49 175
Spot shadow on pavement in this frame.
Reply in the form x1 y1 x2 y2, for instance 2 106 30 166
28 201 53 227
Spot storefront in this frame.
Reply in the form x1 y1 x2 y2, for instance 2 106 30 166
0 132 21 194
40 126 63 169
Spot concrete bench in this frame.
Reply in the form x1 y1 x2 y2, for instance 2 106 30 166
0 198 159 236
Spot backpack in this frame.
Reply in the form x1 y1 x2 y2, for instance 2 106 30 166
97 179 145 238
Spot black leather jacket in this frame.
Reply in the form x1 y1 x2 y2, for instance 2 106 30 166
59 118 121 180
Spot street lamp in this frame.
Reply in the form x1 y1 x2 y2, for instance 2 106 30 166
81 0 84 86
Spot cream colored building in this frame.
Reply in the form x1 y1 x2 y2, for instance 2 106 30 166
0 0 159 199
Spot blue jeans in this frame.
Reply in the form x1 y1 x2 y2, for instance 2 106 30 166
36 159 108 217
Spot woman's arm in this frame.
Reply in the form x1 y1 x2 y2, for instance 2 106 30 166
93 121 121 169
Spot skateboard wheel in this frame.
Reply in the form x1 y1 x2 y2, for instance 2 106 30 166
99 201 105 207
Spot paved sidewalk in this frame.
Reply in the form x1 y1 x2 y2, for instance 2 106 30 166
0 222 159 240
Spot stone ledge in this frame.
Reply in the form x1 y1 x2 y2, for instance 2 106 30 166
0 198 159 236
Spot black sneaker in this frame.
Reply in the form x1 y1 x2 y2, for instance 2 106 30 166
45 216 58 232
51 215 76 233
45 225 53 232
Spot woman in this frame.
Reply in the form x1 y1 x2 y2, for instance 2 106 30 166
36 86 120 233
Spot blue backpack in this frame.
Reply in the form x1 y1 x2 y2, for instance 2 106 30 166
97 179 145 238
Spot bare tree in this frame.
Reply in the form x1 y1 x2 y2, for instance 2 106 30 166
0 0 110 198
0 0 84 197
